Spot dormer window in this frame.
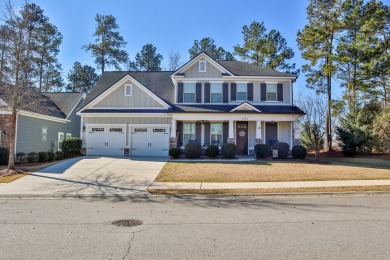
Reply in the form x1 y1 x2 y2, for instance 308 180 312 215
124 84 132 96
199 60 206 72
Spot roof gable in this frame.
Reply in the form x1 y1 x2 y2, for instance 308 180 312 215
230 102 261 112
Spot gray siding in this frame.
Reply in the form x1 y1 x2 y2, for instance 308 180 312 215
83 117 171 125
184 60 222 78
258 81 291 104
16 115 68 153
278 121 292 147
66 98 83 138
94 80 163 108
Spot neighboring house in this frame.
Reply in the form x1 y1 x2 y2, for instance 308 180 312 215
77 52 304 157
0 92 85 154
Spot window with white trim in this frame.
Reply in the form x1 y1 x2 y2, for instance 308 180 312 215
58 132 64 151
266 84 277 101
109 128 123 132
237 83 247 101
210 123 223 145
134 128 147 133
91 128 104 132
183 83 196 103
210 83 222 103
124 84 132 96
199 60 206 72
153 128 166 133
66 133 71 139
183 122 195 144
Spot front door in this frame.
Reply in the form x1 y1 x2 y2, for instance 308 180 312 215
265 122 278 147
236 121 248 155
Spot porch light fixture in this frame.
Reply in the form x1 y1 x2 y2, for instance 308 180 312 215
1 130 6 136
82 125 86 132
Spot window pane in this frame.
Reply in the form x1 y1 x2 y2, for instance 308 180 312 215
237 83 247 100
211 93 222 103
267 84 277 101
211 123 222 145
184 83 195 93
210 84 222 93
184 93 195 102
237 92 247 100
183 123 195 144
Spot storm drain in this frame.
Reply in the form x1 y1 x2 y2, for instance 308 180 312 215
112 219 143 227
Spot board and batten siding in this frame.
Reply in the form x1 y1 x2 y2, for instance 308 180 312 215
16 115 68 153
183 60 222 78
66 98 83 138
94 80 163 108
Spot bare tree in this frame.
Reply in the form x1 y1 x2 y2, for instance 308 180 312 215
167 50 182 71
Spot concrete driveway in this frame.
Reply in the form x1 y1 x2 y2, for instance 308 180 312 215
0 156 167 198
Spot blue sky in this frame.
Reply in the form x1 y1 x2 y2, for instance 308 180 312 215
1 0 389 97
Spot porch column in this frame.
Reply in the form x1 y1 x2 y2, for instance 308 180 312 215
227 120 235 143
255 120 263 144
170 119 178 148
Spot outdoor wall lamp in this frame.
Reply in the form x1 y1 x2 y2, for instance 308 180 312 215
1 130 6 136
82 125 86 132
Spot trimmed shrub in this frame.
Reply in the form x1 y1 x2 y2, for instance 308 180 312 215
273 142 290 159
185 142 202 159
205 145 219 158
16 152 27 164
0 147 9 165
38 152 48 162
27 152 38 163
169 148 181 159
62 137 82 157
292 145 307 159
221 143 237 159
55 151 64 160
47 151 56 162
254 144 270 159
342 147 357 157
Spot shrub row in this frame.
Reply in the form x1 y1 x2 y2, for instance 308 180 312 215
170 143 239 159
254 143 307 160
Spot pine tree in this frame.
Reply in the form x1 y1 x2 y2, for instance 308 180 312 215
129 44 163 71
83 14 128 73
189 37 234 60
66 62 99 93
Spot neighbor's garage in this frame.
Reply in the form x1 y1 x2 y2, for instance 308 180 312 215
131 126 169 156
87 125 126 156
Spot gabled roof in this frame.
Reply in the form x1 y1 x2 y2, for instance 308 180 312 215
78 71 175 111
217 60 296 78
43 92 84 117
230 102 261 112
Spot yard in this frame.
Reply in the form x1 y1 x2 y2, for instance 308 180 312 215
155 157 390 183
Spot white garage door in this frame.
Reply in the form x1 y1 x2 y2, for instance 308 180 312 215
131 127 169 156
87 125 125 156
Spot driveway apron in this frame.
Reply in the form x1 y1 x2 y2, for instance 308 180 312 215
0 156 167 197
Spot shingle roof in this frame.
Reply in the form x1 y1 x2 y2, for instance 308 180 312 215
217 60 296 77
173 104 305 114
78 71 175 110
43 92 84 117
81 108 171 113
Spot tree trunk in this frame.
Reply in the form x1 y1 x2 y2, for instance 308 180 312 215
7 108 17 170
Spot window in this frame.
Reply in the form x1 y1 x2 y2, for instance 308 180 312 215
66 133 72 139
134 128 147 133
210 83 222 103
211 123 223 145
237 83 247 101
199 60 206 72
124 84 132 96
58 132 64 151
110 128 123 132
91 128 104 132
153 128 166 133
266 84 277 101
183 83 196 103
183 122 195 144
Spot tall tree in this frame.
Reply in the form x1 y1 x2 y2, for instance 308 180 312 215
297 0 342 151
189 37 234 60
167 50 182 71
0 25 11 82
83 14 128 73
66 62 99 93
234 21 298 75
129 44 163 71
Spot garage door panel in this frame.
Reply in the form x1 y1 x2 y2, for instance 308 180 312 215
131 127 169 157
87 125 125 156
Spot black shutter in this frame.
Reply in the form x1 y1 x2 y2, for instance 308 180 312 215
231 83 236 101
277 83 283 102
177 121 183 146
223 83 229 103
204 122 210 145
196 83 202 103
204 83 210 103
195 121 201 144
178 82 184 103
223 122 229 144
261 83 266 101
247 83 253 102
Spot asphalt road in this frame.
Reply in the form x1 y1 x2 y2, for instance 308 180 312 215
1 194 390 260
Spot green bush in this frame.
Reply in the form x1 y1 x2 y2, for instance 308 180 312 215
185 142 202 159
27 152 38 163
169 148 181 159
292 145 307 159
342 147 357 157
16 152 27 164
38 152 48 162
254 144 270 159
221 143 237 159
62 137 82 157
205 145 219 158
273 142 290 159
0 148 9 165
47 151 56 162
55 151 64 160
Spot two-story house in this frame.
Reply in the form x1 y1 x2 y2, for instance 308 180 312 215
77 52 304 157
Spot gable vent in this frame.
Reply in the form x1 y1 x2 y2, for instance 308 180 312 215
124 84 132 96
199 60 206 72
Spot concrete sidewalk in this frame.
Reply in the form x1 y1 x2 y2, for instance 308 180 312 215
149 179 390 190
